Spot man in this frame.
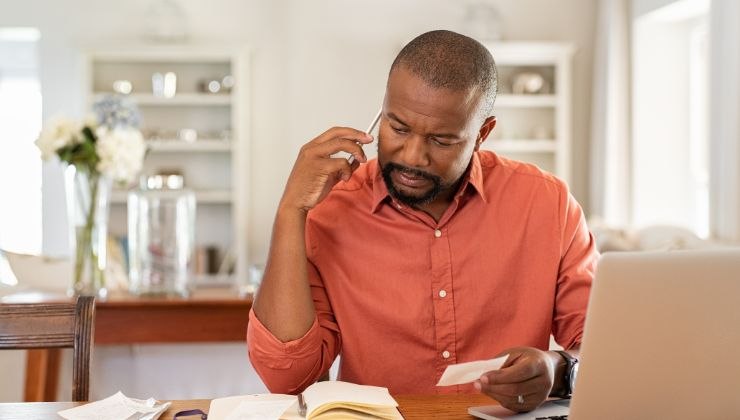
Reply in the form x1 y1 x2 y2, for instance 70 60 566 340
248 30 598 413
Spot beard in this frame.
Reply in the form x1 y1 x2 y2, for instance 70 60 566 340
380 161 444 207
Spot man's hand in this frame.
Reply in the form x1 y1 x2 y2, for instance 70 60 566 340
474 347 560 413
280 127 372 214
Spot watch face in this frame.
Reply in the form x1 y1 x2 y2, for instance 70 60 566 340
570 360 580 392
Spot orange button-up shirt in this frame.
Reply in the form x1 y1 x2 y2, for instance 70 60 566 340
247 151 598 395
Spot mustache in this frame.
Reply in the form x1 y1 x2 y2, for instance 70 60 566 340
383 162 441 184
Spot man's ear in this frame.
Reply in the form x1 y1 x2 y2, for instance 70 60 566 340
475 116 497 151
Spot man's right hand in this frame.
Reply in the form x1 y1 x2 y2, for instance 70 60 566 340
280 127 373 213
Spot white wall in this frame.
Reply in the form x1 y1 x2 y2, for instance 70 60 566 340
0 0 597 401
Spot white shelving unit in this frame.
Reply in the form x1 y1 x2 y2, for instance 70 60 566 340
146 139 233 153
82 45 251 285
482 42 575 184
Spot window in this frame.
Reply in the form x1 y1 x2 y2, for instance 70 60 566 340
631 0 710 237
0 28 41 285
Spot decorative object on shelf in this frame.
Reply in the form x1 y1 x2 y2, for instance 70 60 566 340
152 71 177 98
178 128 198 143
143 0 189 43
197 75 234 94
198 78 222 94
221 75 235 92
462 1 504 41
128 173 196 297
511 72 550 95
36 95 146 297
112 80 133 95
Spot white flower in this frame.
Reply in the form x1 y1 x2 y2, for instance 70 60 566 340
35 116 82 160
95 127 146 184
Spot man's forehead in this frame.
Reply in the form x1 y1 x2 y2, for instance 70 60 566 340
385 69 481 125
389 67 480 101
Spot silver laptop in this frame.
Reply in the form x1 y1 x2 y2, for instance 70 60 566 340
470 249 740 420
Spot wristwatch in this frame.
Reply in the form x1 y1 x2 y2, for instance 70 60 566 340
554 350 579 398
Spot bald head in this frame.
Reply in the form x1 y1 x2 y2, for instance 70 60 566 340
390 30 498 119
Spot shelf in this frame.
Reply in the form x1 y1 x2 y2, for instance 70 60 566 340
192 274 235 288
146 140 232 152
111 189 232 204
495 94 557 108
485 139 557 153
95 93 231 106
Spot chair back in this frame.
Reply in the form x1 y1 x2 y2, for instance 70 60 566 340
0 296 95 401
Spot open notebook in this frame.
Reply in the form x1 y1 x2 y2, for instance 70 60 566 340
208 381 403 420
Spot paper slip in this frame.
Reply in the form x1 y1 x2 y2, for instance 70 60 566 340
224 399 296 420
58 391 171 420
437 355 509 386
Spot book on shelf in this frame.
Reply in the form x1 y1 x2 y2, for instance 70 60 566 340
208 380 403 420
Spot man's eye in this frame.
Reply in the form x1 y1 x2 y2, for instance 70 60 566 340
431 138 453 147
391 126 407 134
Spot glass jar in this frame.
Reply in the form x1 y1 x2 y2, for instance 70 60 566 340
128 174 196 296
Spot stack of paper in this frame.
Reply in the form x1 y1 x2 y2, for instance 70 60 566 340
58 391 171 420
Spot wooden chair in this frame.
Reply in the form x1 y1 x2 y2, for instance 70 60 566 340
0 296 95 401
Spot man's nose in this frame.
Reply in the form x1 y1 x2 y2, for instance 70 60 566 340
400 136 430 168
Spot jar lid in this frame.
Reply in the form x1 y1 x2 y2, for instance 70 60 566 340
142 174 184 190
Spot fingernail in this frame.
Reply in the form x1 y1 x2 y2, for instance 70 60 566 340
474 381 481 391
480 375 489 384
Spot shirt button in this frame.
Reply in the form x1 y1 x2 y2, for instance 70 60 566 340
442 350 451 359
434 229 442 238
439 290 447 298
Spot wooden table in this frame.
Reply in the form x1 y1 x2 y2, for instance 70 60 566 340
0 394 496 419
1 289 252 402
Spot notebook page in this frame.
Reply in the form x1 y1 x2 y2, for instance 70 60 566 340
302 381 398 418
208 394 296 420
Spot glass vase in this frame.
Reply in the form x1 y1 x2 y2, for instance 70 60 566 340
64 164 112 298
128 174 196 297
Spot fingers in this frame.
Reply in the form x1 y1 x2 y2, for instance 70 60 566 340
303 128 371 164
279 127 371 212
315 137 369 163
474 348 555 413
475 376 549 413
487 356 542 385
327 156 355 182
313 126 374 146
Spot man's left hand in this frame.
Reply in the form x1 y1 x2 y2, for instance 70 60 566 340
474 347 557 413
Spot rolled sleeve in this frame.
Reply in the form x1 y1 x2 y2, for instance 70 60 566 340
247 253 342 394
553 187 599 350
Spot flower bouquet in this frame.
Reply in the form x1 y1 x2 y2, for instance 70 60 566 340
36 95 146 296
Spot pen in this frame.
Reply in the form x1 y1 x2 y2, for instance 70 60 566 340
298 393 307 417
347 108 382 165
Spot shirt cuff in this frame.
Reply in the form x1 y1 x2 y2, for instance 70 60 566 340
247 308 322 362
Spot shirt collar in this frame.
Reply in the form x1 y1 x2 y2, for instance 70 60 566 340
370 152 488 214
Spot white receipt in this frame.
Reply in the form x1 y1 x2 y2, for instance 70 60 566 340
224 399 296 420
437 355 509 386
58 391 171 420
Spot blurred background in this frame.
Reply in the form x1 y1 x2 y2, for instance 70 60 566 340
0 0 737 403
